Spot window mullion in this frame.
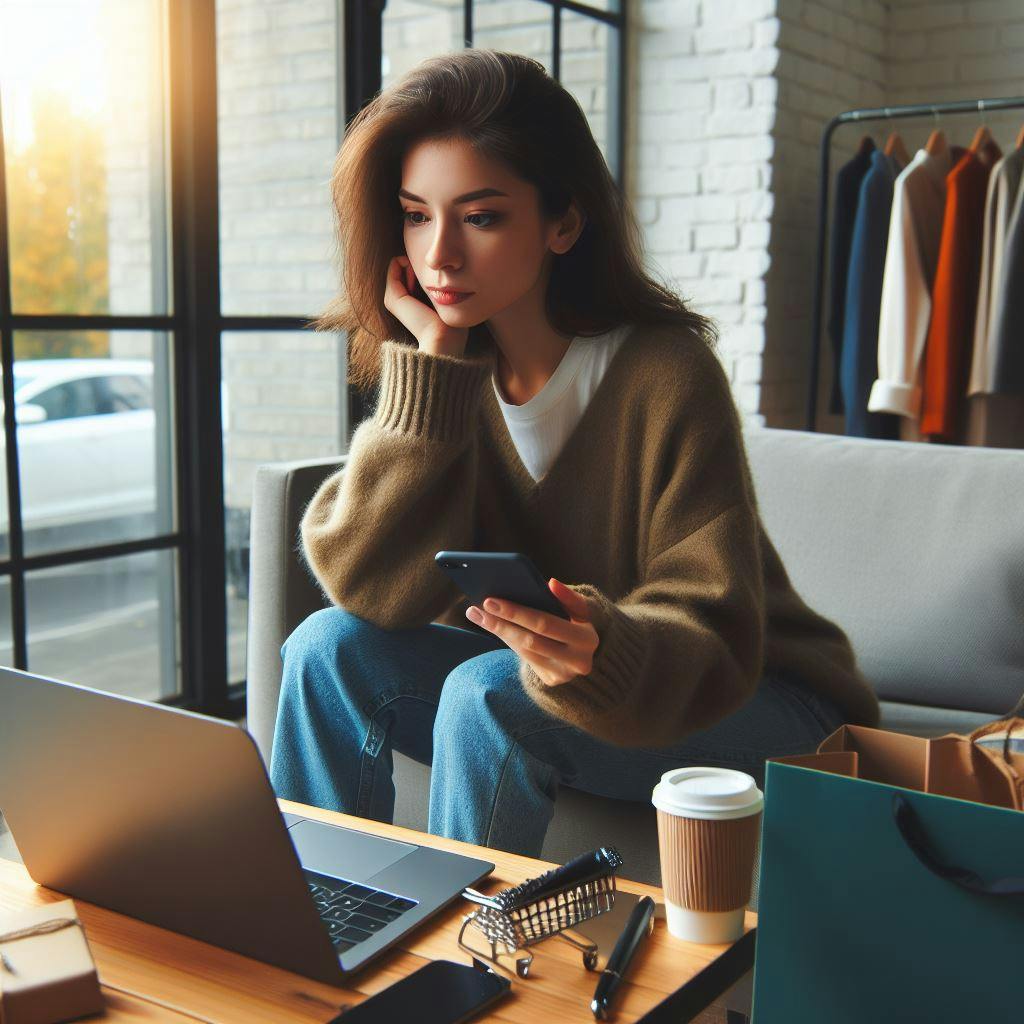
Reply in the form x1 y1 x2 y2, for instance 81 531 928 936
0 95 28 670
169 0 228 715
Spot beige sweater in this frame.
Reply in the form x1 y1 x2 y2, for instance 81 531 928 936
301 325 880 748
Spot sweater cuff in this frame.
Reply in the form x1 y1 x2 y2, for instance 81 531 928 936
519 583 651 721
867 378 920 418
374 340 493 442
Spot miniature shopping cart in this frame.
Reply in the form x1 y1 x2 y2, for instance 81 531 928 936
457 846 623 978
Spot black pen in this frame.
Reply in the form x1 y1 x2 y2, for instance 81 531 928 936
591 895 656 1020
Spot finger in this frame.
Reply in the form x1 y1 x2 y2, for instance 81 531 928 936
471 606 590 672
548 578 592 622
385 256 409 299
481 597 579 644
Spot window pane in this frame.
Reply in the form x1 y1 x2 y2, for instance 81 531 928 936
0 579 13 665
215 0 341 317
471 1 554 74
222 330 347 684
382 0 465 87
13 331 176 556
0 368 8 561
26 549 180 700
0 0 171 316
567 0 620 12
560 9 618 175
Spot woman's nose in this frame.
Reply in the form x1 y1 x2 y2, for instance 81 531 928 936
424 220 462 271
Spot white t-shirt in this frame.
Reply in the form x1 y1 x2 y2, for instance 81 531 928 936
493 324 633 482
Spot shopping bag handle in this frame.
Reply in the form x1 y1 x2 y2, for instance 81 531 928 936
892 794 1024 897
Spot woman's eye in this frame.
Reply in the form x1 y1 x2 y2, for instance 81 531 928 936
465 212 499 227
401 211 499 227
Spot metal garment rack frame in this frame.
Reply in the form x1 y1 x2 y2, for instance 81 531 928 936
806 94 1024 432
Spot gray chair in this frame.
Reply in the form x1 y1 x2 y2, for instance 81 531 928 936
246 427 1024 886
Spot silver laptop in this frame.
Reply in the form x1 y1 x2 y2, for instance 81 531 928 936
0 667 493 984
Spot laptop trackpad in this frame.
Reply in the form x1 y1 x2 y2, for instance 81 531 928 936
288 818 416 883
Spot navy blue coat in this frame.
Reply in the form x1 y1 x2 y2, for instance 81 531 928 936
840 150 903 439
827 140 875 415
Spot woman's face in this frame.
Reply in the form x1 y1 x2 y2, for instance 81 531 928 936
398 136 581 328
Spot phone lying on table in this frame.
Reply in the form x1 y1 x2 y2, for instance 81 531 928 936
329 959 511 1023
435 551 570 620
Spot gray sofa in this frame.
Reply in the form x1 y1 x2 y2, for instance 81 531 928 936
246 427 1024 887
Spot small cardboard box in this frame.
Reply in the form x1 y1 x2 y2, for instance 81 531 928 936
0 900 103 1024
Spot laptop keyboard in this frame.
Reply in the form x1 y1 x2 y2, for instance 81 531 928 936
305 869 418 953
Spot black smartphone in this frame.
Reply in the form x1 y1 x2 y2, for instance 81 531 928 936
330 959 511 1023
435 551 570 620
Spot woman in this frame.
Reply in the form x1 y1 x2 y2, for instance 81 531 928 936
269 48 879 857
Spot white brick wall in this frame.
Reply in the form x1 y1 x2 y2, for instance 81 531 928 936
104 0 162 341
632 0 1023 430
629 0 890 429
769 0 888 429
110 0 1024 459
216 0 346 515
629 0 778 425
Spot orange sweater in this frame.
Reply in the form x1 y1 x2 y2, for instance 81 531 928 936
920 142 1001 441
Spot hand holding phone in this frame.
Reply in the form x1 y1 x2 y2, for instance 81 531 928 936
435 551 569 620
435 551 601 688
383 255 469 357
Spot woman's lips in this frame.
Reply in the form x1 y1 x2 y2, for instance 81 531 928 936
427 288 474 305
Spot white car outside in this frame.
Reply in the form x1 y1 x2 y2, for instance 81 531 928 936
2 359 158 541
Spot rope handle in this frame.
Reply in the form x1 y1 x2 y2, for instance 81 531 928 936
966 716 1023 759
963 704 1024 810
892 794 1024 897
0 917 81 945
965 690 1024 771
962 692 1024 811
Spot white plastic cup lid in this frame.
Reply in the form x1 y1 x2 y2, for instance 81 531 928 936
652 766 763 820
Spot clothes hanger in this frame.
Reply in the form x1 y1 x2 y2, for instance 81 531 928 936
883 131 910 166
969 123 993 152
856 133 874 156
924 107 947 156
1016 123 1024 149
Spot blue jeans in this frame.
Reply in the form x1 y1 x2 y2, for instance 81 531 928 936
269 607 846 858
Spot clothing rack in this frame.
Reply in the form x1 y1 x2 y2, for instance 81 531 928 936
806 94 1024 432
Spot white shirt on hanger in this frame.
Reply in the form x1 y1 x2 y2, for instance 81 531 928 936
493 323 633 482
867 146 954 420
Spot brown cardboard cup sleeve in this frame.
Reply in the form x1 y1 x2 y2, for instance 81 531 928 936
652 767 763 944
0 900 103 1024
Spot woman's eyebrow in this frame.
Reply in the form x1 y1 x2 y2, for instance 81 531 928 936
398 187 510 205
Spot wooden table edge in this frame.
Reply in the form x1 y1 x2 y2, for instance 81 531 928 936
0 801 756 1023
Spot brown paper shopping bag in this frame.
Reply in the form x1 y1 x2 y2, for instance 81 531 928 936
775 713 1024 809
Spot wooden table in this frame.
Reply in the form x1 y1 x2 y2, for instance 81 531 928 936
0 800 755 1023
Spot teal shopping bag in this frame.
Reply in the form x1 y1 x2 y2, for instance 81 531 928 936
752 740 1024 1022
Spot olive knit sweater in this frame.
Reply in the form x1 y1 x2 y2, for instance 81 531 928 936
300 325 880 748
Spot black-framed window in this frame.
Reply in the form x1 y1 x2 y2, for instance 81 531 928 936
0 0 624 717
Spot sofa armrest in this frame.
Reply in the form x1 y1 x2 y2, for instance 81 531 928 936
245 456 347 765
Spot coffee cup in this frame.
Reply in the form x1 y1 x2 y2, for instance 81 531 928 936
651 766 763 944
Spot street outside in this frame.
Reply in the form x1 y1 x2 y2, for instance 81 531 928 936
0 559 248 700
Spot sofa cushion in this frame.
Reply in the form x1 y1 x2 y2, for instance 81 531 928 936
744 428 1024 717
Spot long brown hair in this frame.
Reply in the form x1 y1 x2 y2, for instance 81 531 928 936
313 48 717 390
